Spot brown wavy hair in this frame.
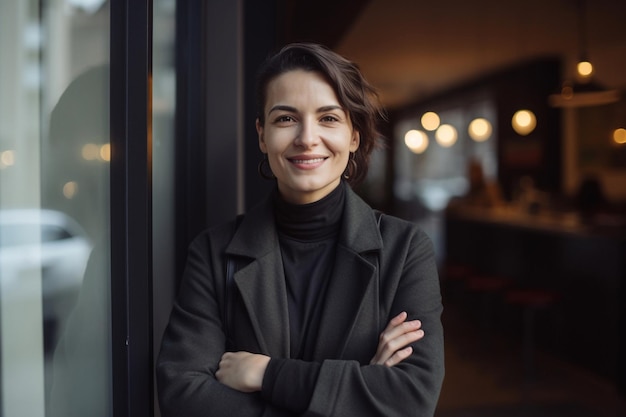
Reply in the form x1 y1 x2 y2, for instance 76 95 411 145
256 43 386 187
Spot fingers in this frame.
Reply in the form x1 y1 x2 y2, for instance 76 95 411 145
384 346 413 367
215 352 233 382
216 352 245 386
387 311 408 328
216 352 270 392
374 323 424 364
370 312 425 366
380 316 423 350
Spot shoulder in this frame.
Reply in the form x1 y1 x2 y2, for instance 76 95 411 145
191 195 276 260
374 213 436 269
187 215 247 254
377 212 430 243
344 186 432 251
194 193 274 245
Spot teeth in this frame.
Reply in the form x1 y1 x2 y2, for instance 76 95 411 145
291 158 325 164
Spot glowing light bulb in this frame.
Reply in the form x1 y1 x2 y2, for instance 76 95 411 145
577 61 593 80
421 112 440 131
435 124 457 147
613 128 626 145
404 129 429 154
468 118 492 142
512 110 536 136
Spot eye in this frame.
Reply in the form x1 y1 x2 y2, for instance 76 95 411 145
320 115 339 123
274 115 296 123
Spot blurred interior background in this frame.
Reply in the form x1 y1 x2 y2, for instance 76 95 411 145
1 0 625 416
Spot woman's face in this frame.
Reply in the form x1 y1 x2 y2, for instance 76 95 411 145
257 70 359 204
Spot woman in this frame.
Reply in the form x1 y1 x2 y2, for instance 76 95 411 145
157 43 444 417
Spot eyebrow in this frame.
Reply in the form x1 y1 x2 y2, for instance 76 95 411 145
268 105 345 115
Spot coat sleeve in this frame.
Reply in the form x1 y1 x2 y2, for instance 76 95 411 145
156 231 292 417
263 225 445 417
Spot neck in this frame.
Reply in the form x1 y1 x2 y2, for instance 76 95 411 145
273 180 346 241
277 179 341 205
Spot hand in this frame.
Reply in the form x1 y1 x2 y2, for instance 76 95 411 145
370 311 424 367
215 351 270 392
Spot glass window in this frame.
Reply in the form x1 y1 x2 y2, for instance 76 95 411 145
152 0 177 411
0 1 111 416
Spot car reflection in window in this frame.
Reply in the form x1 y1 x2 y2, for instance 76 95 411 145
0 209 92 354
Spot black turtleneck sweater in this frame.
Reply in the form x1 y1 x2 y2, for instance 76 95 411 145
261 181 345 412
274 181 344 359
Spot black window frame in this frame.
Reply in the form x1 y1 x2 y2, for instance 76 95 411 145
110 1 154 416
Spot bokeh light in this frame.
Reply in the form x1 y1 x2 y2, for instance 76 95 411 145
613 128 626 145
468 118 492 142
421 112 440 131
404 129 429 154
435 124 457 147
512 110 537 136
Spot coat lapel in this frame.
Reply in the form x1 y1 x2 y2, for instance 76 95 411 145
225 194 290 357
311 245 378 360
233 252 290 357
311 186 384 360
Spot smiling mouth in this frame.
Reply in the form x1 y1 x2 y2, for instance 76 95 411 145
288 157 327 164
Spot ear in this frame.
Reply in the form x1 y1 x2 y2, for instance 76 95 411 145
350 130 360 152
256 118 267 153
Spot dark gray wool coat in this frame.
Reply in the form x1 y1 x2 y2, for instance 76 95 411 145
157 186 445 417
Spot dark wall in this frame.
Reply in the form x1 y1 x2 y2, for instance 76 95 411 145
494 58 562 199
243 0 281 210
175 0 283 276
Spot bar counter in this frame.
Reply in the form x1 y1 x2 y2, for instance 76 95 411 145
444 204 626 391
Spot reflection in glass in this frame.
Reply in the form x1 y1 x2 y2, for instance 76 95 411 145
152 2 177 414
0 1 111 416
0 150 16 168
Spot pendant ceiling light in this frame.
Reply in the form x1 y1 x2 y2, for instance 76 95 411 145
549 0 620 108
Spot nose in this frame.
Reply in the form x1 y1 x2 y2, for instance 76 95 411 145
294 119 318 148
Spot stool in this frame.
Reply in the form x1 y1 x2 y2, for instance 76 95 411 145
505 288 560 389
465 274 513 348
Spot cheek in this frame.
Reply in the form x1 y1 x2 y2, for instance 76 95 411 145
264 129 293 152
328 130 357 153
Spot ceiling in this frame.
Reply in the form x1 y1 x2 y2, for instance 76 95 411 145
322 0 626 110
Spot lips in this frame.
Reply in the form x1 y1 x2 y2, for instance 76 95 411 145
287 155 328 169
289 157 326 164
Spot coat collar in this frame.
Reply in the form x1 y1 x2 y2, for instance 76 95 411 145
225 183 383 258
224 183 383 359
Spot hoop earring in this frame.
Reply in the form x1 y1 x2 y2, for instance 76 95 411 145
343 152 358 180
258 155 275 180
